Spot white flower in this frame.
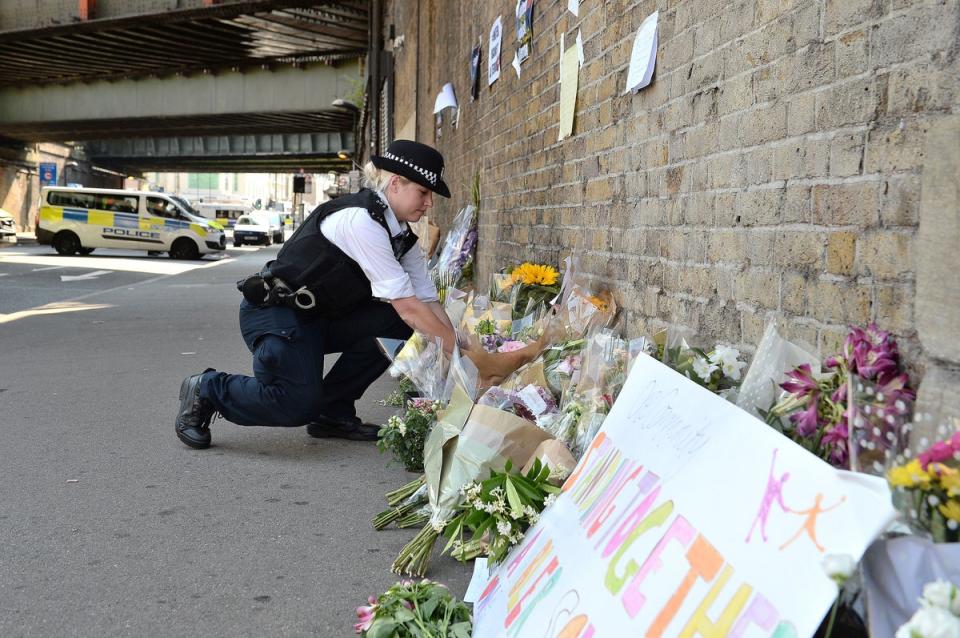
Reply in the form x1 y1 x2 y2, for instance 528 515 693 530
923 580 960 615
896 606 960 638
711 345 746 381
496 520 512 536
543 493 558 509
397 422 407 436
821 554 856 585
523 505 538 519
483 502 498 514
692 356 718 382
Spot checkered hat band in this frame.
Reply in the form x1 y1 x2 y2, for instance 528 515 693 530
383 151 438 185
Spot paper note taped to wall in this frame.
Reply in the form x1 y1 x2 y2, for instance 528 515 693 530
625 11 659 93
558 40 579 141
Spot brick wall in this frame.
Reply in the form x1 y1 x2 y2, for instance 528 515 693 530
385 0 960 398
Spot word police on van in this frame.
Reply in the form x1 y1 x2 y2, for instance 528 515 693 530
36 187 225 259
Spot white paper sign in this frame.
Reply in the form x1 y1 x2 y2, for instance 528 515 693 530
567 0 579 17
512 51 522 78
488 16 502 86
472 354 895 638
464 557 490 603
575 29 584 68
433 82 458 114
625 11 659 93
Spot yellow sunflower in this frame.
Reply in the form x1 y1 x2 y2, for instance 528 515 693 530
510 262 560 287
940 469 960 497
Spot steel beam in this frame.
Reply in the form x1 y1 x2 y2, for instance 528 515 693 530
0 60 361 127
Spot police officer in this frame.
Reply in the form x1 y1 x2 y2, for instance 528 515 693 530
174 140 529 449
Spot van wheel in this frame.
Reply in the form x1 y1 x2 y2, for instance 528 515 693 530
53 231 81 255
234 239 242 247
78 247 95 255
275 232 284 244
169 238 200 260
265 235 272 246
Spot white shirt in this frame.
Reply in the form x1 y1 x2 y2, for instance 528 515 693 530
319 192 438 302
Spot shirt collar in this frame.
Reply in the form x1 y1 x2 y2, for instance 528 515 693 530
376 190 406 237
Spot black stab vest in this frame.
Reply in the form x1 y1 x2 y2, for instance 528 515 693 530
265 189 419 317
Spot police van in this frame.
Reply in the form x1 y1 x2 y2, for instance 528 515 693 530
36 187 226 259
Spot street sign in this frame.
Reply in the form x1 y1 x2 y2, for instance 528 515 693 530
39 162 57 186
304 174 313 194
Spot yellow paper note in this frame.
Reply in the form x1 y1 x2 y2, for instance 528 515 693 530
558 42 579 141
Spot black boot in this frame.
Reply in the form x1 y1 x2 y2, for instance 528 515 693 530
175 369 216 449
306 415 380 441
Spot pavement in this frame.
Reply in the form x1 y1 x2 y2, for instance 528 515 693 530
0 243 471 637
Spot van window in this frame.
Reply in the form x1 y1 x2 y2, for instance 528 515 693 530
94 194 138 214
48 191 96 209
236 216 254 225
146 197 183 220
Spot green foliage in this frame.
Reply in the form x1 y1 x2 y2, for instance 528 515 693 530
358 579 472 638
443 458 560 565
377 400 439 473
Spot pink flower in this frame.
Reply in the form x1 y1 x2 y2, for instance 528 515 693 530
821 420 849 467
789 393 821 437
920 440 956 470
354 597 377 633
497 340 527 353
781 364 819 398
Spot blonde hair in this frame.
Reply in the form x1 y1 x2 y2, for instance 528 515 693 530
362 161 409 192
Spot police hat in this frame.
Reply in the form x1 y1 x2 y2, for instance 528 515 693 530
371 140 450 198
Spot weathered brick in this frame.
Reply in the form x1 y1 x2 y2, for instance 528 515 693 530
807 278 872 324
865 120 928 174
858 231 913 280
826 231 857 275
830 132 865 177
781 271 808 314
835 30 869 77
736 269 781 309
825 0 884 37
775 230 825 271
812 182 879 226
880 174 920 227
816 76 883 130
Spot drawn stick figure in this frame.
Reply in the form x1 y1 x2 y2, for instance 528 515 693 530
779 493 846 552
745 449 791 543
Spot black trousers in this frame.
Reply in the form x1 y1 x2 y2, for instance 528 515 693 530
201 299 412 426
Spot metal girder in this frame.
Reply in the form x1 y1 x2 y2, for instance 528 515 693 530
0 60 360 122
85 132 352 158
82 132 354 174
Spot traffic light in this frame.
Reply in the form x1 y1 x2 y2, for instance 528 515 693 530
292 175 305 193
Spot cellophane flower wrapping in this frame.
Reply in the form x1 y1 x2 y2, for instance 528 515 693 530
388 333 447 401
432 204 478 291
887 416 960 543
767 323 915 469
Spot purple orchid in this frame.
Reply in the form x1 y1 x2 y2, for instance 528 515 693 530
781 364 819 398
789 393 821 437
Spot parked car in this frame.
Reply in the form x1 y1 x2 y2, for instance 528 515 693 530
252 211 284 244
232 215 273 247
0 208 16 245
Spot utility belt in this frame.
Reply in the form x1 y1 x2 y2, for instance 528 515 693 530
237 266 317 311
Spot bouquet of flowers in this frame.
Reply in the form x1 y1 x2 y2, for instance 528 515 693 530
476 383 559 425
655 332 747 398
353 579 472 638
765 323 914 468
432 204 478 292
378 398 441 473
541 338 586 397
888 431 960 542
503 262 561 319
381 375 420 409
442 459 560 564
895 580 960 638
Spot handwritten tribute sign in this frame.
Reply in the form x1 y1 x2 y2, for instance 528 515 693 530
472 354 894 637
